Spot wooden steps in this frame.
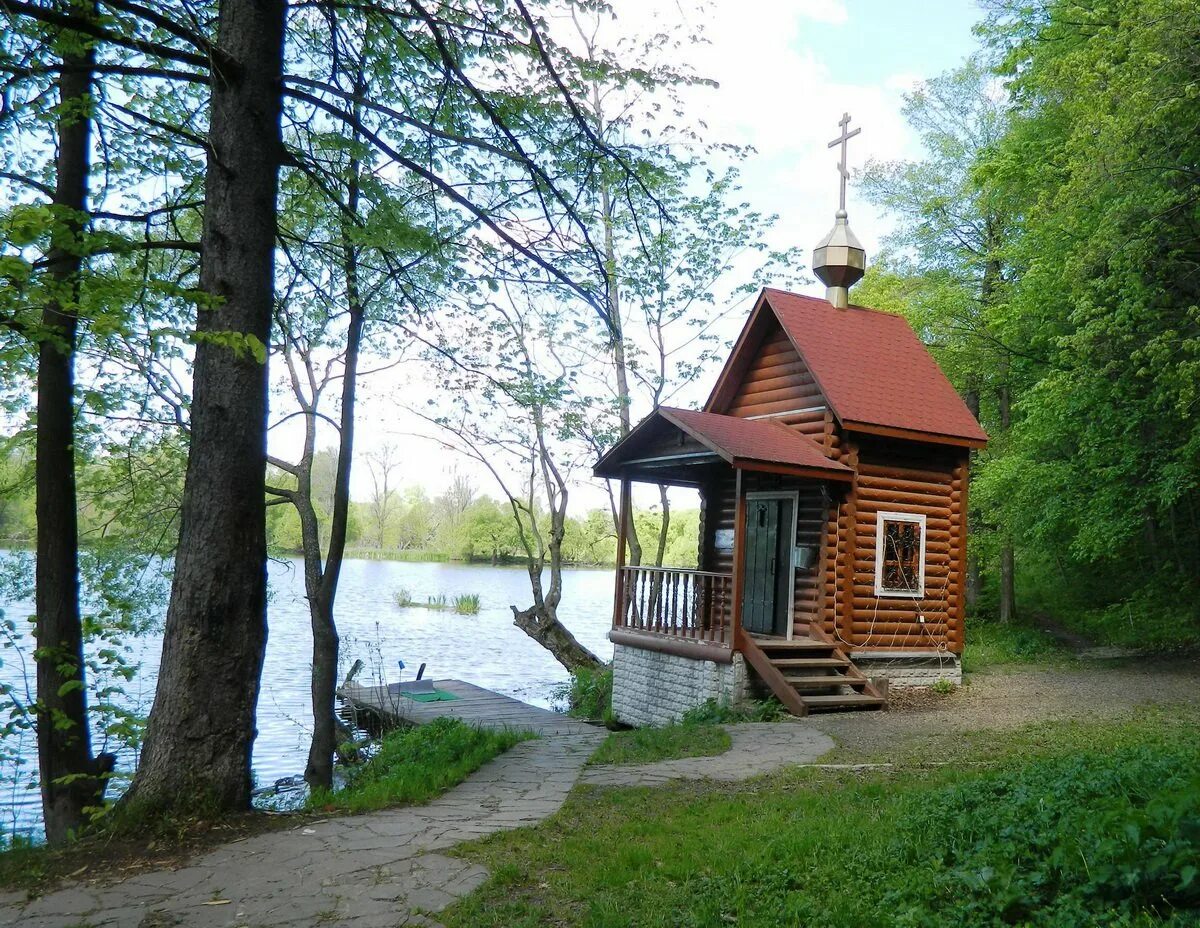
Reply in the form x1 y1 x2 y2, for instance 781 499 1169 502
740 626 886 716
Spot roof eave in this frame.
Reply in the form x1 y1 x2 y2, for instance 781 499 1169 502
842 419 988 450
730 457 853 483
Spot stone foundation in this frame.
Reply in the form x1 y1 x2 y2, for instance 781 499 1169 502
611 643 750 727
850 651 962 687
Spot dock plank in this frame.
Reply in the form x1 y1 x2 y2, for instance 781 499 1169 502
340 679 598 737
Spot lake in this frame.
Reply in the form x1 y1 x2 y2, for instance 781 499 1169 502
0 557 615 841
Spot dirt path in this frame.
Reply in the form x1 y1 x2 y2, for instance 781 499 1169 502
815 659 1200 761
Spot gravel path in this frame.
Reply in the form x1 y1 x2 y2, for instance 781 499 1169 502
814 660 1200 760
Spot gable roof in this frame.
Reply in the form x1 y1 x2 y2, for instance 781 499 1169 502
594 406 853 482
706 288 988 448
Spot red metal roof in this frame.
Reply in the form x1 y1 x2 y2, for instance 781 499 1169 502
658 407 853 479
712 288 988 447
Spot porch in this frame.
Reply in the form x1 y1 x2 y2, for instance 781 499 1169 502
595 407 885 717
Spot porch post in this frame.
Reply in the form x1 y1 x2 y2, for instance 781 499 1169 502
730 468 746 648
612 477 631 628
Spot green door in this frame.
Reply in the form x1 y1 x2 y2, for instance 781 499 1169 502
742 497 793 636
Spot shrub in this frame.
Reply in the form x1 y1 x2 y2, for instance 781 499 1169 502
555 665 612 720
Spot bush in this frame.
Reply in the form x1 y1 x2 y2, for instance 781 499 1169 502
555 665 612 720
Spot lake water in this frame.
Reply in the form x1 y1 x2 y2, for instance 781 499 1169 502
0 557 615 841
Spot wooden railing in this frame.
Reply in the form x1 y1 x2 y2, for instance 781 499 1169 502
615 566 733 643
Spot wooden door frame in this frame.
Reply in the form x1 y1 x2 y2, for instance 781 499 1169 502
744 489 799 640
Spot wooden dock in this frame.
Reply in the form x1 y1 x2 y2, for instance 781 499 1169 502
340 678 599 737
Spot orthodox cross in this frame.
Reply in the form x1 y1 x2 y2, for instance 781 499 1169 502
828 112 861 213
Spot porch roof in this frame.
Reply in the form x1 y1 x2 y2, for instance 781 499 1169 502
594 406 853 486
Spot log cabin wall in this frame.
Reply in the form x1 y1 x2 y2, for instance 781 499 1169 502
724 326 827 434
848 436 967 653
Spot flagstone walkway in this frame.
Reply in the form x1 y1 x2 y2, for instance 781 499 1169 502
0 722 834 928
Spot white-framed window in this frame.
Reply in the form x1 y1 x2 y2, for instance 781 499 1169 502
874 511 926 598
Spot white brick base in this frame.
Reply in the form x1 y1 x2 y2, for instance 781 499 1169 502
611 643 750 727
850 652 962 687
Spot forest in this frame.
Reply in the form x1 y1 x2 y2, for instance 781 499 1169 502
0 0 1197 854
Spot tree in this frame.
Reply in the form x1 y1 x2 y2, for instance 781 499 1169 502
29 1 114 842
856 57 1016 619
562 9 802 569
124 0 287 814
415 285 603 671
970 0 1200 617
366 445 400 550
2 0 711 818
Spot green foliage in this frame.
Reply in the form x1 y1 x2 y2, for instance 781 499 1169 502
588 723 730 767
681 697 786 724
963 617 1066 672
858 4 1200 643
307 718 533 815
453 594 480 615
444 715 1200 928
555 665 613 720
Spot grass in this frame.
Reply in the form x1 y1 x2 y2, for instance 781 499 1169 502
681 697 786 724
442 710 1200 928
554 665 613 721
393 588 481 613
962 616 1068 673
307 717 534 815
588 723 731 766
453 593 481 615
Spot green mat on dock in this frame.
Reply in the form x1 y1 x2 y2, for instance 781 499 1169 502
401 690 459 702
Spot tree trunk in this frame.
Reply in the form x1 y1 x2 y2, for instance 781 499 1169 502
592 86 641 567
962 387 981 611
35 4 106 843
997 384 1016 622
511 604 602 673
654 485 670 567
125 0 285 814
304 156 366 791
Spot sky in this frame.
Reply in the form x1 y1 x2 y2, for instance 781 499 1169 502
286 0 985 511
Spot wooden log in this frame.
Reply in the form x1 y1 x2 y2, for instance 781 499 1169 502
856 486 955 508
857 462 954 484
728 393 825 418
857 473 957 495
737 360 812 387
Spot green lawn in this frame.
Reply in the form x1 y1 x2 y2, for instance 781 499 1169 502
443 711 1200 928
588 723 731 766
308 717 534 814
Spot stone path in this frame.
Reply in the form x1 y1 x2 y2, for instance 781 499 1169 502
0 720 836 928
1 732 603 928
